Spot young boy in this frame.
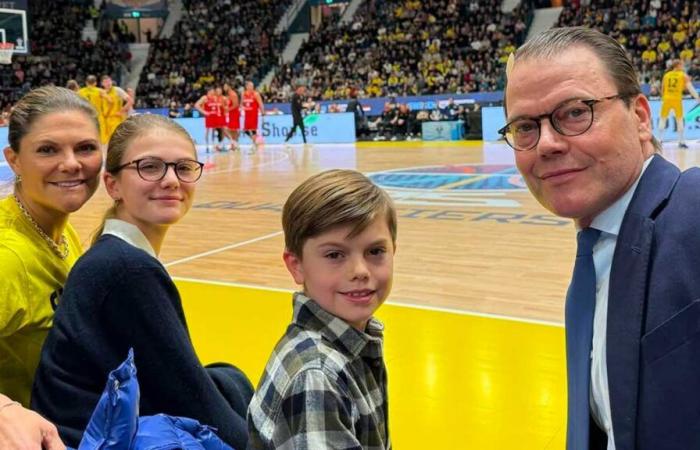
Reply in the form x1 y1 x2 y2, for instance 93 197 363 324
247 169 397 449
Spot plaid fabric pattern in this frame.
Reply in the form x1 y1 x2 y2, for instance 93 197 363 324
247 292 390 450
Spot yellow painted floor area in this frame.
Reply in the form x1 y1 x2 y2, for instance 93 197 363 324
176 278 567 449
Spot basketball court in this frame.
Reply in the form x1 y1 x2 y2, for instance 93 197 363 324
11 138 688 449
3 1 700 445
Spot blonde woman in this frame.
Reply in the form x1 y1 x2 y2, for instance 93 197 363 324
0 86 102 450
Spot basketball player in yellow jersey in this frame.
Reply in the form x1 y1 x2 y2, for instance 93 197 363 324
659 59 700 148
78 75 107 143
100 75 133 144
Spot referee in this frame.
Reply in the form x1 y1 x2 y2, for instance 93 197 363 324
284 84 307 144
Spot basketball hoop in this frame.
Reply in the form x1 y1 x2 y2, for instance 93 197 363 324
0 43 14 65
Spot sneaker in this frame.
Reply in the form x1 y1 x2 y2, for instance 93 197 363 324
679 142 689 149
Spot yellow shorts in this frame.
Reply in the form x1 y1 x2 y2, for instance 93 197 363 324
660 99 683 119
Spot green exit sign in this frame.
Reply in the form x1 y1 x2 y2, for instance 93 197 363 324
131 11 141 18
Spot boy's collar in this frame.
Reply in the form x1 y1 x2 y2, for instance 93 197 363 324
292 292 384 358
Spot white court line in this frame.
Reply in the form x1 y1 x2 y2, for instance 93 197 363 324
172 276 563 328
164 231 283 267
195 145 289 175
174 276 295 294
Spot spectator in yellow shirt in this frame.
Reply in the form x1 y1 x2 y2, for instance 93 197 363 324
673 29 687 46
637 34 649 47
642 48 657 64
0 86 102 450
658 39 672 55
680 47 694 62
1 87 102 407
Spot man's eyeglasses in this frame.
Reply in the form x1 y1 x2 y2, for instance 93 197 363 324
498 94 630 151
113 157 204 183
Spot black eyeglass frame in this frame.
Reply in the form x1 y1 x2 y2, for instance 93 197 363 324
113 157 204 183
498 94 632 151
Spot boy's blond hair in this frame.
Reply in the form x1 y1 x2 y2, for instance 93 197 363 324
282 169 397 257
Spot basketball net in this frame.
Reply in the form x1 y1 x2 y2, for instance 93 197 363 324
0 42 14 65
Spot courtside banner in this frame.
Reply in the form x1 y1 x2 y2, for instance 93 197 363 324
174 113 356 145
482 99 700 142
0 113 356 154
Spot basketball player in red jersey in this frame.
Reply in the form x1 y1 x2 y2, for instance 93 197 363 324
212 86 228 150
242 81 265 149
195 86 224 152
224 82 241 151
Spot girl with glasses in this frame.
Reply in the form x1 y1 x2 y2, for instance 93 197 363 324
32 115 253 449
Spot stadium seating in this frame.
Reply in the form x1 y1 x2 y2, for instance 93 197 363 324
0 0 131 111
135 0 292 108
263 0 530 103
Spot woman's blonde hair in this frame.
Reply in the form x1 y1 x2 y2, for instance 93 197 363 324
8 86 99 153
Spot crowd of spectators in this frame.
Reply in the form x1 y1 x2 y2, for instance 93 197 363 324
4 0 700 121
0 0 131 111
557 0 700 93
262 0 531 103
135 0 291 108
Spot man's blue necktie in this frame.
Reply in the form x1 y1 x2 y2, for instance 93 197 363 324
565 227 601 450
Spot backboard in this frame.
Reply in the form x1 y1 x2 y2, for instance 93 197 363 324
0 3 28 55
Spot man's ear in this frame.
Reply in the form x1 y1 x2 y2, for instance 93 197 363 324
632 94 653 142
283 249 305 285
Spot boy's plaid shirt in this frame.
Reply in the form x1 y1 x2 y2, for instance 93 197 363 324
247 292 391 450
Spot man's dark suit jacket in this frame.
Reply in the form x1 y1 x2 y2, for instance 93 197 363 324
591 154 700 449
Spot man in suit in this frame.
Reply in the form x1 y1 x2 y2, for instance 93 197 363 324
346 88 367 138
500 27 700 450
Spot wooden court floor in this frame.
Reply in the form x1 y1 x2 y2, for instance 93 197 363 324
67 140 700 322
72 140 585 323
7 140 700 448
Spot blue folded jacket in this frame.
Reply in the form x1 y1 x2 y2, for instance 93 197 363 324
71 349 232 450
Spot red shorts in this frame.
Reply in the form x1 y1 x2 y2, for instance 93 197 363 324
228 110 241 130
212 113 226 129
243 113 258 131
